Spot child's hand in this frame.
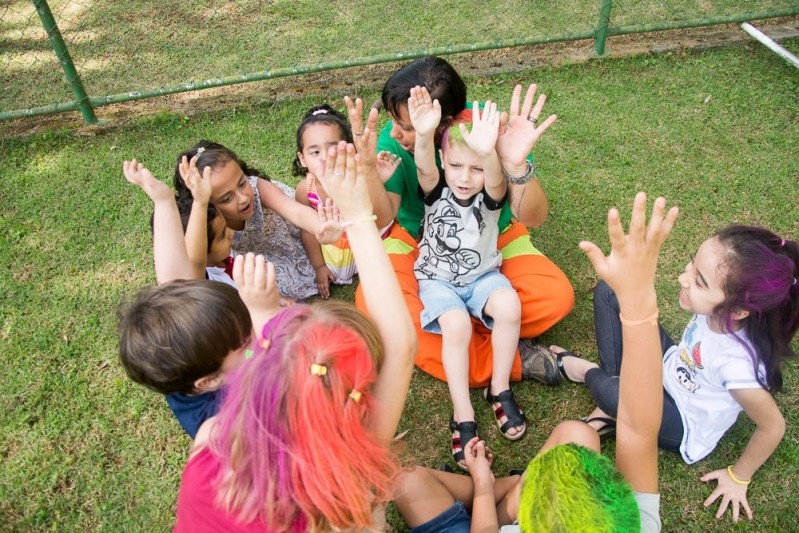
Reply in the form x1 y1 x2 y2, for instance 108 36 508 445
459 100 500 157
407 86 441 137
701 468 753 523
463 437 495 489
376 151 400 183
579 192 678 305
344 96 379 168
179 155 212 205
315 198 344 245
314 265 335 299
495 84 558 168
123 159 172 202
232 253 281 331
317 142 374 223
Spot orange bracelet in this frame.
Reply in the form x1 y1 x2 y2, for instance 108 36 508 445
619 309 659 327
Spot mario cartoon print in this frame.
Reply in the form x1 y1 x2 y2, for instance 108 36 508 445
417 201 480 283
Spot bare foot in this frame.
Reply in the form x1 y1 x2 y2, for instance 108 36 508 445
549 345 599 384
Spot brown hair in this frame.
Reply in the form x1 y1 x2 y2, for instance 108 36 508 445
118 280 252 395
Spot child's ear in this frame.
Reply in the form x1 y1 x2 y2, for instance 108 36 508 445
194 372 224 393
297 152 307 169
730 309 750 321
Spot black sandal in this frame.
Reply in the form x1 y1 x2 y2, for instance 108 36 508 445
483 387 527 441
450 419 478 471
555 350 582 384
581 416 617 441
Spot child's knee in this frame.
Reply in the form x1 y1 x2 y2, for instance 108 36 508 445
486 288 521 323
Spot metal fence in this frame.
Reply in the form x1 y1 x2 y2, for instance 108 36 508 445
2 0 798 124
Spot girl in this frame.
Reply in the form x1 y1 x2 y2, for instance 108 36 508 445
554 226 798 522
293 104 401 298
173 140 341 301
395 193 678 532
174 142 417 532
347 56 575 389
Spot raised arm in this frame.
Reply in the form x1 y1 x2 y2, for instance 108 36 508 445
123 160 197 284
407 86 442 194
495 84 557 228
458 100 504 203
580 192 678 494
318 142 416 447
179 155 214 279
345 96 399 228
700 388 785 522
231 252 281 336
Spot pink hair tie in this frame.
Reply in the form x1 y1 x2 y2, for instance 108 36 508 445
312 109 329 116
781 239 786 247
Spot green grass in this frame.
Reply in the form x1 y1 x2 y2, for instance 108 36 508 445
1 40 798 530
1 0 797 113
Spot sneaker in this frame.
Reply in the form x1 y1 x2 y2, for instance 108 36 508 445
519 339 561 385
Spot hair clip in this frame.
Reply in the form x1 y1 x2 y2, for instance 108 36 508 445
781 239 786 248
348 389 362 402
312 109 329 116
244 349 254 360
196 147 206 156
310 363 328 376
792 277 797 286
259 338 271 350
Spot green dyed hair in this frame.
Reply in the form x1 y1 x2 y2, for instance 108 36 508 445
519 444 640 533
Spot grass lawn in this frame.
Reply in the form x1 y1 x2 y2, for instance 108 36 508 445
1 39 798 530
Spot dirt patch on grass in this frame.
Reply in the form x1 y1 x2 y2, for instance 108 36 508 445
2 18 797 139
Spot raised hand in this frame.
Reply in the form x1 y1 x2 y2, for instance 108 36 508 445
459 100 500 157
317 142 374 222
179 155 212 205
344 96 378 167
376 151 401 183
232 252 281 332
407 86 441 137
496 84 558 168
579 192 678 304
315 197 344 245
123 159 172 202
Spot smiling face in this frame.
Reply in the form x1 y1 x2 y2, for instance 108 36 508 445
208 159 254 225
297 122 346 178
678 236 730 325
440 139 486 204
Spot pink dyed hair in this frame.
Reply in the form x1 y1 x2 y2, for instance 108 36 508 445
211 302 398 532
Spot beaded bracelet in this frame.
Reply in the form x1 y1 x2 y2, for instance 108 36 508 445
619 309 659 327
503 160 537 185
341 214 377 228
727 466 751 485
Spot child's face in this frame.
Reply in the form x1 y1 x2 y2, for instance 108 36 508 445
209 160 255 223
298 123 345 177
389 104 417 153
440 140 486 203
207 214 234 264
677 236 728 317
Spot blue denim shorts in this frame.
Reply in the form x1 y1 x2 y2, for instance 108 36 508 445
409 500 471 533
419 270 512 334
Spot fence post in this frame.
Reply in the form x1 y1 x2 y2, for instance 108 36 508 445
33 0 97 124
594 0 613 56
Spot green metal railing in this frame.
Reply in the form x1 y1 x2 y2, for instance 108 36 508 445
3 1 798 124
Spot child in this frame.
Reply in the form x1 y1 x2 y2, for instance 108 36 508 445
172 142 416 532
349 56 574 391
408 86 524 469
293 104 401 298
122 159 280 438
173 140 341 301
395 193 678 532
554 225 797 521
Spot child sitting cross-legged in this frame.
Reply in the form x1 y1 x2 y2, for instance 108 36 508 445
408 86 525 469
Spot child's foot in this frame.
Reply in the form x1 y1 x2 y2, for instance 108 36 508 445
484 387 527 441
450 419 479 471
550 346 598 384
581 407 617 441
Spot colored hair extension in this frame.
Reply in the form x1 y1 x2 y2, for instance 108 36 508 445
440 108 474 157
291 104 353 178
211 303 397 532
519 444 640 533
713 226 799 392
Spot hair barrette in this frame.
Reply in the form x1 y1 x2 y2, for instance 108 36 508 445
310 363 328 376
244 349 254 360
259 338 271 350
196 147 206 156
792 277 797 286
349 389 362 402
312 109 329 116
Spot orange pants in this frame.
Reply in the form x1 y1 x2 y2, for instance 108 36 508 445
355 222 574 387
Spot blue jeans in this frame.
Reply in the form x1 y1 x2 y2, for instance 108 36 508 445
408 500 471 533
584 281 684 451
